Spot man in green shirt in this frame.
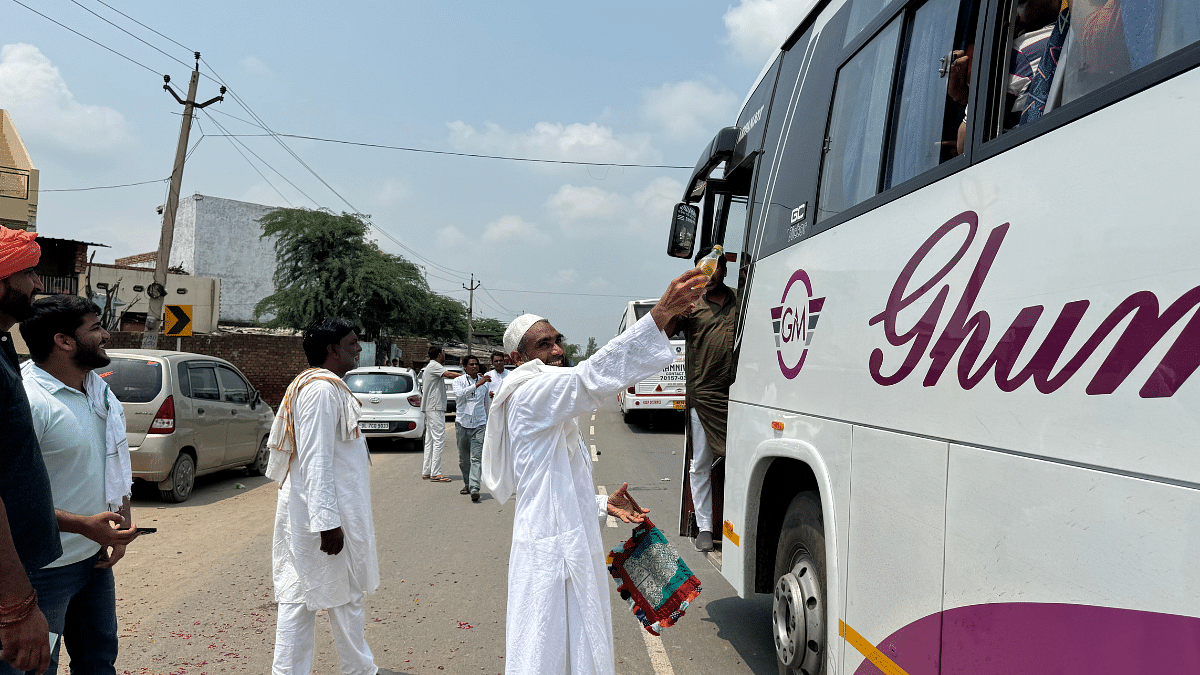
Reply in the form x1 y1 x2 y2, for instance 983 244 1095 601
667 250 738 552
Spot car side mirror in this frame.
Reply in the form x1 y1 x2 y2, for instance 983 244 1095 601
667 202 698 259
250 389 261 409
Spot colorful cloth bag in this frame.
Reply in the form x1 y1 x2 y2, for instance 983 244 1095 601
606 515 702 636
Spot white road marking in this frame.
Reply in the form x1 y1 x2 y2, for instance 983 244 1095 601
591 414 596 421
590 425 595 435
639 628 676 675
606 515 619 528
590 444 598 463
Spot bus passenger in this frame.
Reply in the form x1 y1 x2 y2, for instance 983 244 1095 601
666 250 739 553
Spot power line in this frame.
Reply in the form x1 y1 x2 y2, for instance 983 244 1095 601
40 178 167 192
196 58 471 281
90 0 191 52
10 0 162 75
479 284 517 316
209 133 693 169
482 287 649 299
199 111 319 207
67 0 192 71
195 114 293 207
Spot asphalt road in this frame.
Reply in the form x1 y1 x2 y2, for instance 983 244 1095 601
105 398 776 675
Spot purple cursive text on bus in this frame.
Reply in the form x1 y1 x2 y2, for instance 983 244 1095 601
867 211 1200 398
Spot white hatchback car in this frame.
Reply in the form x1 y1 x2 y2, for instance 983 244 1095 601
344 366 425 448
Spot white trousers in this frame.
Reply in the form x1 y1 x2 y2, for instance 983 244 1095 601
273 593 376 675
422 410 446 476
689 408 714 533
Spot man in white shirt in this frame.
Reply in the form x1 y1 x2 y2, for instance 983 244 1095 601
14 295 139 675
486 351 508 401
265 317 396 675
419 347 458 482
481 268 703 675
451 355 490 502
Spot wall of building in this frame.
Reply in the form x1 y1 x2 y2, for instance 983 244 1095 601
0 109 39 231
170 194 278 324
86 265 221 333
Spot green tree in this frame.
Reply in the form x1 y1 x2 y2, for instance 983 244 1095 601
562 341 583 365
474 316 507 337
583 337 599 360
253 208 466 341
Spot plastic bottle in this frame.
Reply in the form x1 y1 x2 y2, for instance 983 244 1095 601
695 245 724 276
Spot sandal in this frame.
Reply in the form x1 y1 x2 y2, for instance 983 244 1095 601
421 475 431 480
430 475 452 482
460 487 470 494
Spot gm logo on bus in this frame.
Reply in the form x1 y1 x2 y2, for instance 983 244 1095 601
771 270 825 379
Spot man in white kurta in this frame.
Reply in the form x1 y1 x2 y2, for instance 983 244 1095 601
267 319 385 675
482 269 703 675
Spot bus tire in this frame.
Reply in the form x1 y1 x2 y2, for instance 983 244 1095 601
772 491 826 675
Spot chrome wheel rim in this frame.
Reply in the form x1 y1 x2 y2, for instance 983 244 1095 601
773 554 823 674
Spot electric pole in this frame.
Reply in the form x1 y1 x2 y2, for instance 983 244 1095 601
463 274 480 356
141 53 224 349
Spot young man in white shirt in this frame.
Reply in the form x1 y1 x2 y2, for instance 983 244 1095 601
485 351 508 401
419 347 459 482
451 355 490 502
13 295 139 675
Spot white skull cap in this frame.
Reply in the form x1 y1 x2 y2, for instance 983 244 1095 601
504 313 547 355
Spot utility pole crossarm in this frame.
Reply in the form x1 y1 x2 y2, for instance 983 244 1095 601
141 53 224 349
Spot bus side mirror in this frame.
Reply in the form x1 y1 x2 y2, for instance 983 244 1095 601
667 203 698 259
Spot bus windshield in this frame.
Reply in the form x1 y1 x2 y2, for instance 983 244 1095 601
633 303 684 339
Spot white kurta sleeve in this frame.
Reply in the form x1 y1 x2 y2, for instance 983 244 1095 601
514 314 674 429
294 382 342 533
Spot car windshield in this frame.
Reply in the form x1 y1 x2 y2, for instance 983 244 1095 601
98 358 164 403
346 373 414 394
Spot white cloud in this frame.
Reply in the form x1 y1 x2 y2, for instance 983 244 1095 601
437 226 467 248
641 81 737 142
482 215 539 244
724 0 811 65
544 176 684 242
545 184 624 238
631 176 684 229
375 178 409 206
447 120 656 166
0 43 132 151
240 55 273 77
549 269 578 286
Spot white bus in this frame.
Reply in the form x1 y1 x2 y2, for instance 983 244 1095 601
616 299 687 424
665 0 1200 673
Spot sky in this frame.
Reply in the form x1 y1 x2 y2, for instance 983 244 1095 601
3 0 811 347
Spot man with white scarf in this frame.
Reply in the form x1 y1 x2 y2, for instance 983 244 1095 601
265 317 396 675
482 268 704 675
14 295 139 675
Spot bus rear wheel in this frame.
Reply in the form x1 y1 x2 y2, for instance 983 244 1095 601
772 491 826 675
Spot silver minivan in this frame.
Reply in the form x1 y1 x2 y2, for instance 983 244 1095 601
101 350 274 502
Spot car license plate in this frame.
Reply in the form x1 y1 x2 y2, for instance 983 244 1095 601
359 422 389 430
673 401 686 410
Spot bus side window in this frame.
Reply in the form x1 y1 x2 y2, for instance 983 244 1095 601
817 18 903 221
1058 0 1200 106
886 0 979 187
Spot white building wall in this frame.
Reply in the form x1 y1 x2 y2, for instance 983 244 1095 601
169 194 278 323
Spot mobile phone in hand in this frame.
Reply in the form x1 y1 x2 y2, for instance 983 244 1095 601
135 527 157 535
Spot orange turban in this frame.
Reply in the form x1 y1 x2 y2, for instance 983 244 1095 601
0 227 40 280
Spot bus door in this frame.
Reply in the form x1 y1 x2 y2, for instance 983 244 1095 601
678 178 755 549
